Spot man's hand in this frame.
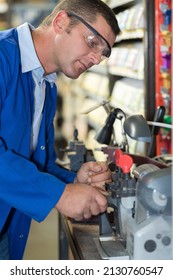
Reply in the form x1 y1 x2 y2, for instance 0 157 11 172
55 183 107 221
74 161 112 189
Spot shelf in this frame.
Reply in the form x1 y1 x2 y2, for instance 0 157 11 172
107 42 144 80
108 66 144 80
116 2 144 31
110 77 144 116
116 29 144 42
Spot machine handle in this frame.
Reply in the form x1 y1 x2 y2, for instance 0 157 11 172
151 106 165 136
115 149 133 173
118 154 133 173
147 106 165 157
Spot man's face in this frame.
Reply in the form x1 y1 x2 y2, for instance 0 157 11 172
53 13 116 79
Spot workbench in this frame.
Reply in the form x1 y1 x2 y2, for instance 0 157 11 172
59 215 101 260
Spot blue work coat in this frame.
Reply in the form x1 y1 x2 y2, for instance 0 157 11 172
0 28 76 259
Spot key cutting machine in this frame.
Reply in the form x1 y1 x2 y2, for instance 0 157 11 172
94 148 172 260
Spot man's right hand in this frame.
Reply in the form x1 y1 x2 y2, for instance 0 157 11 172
55 183 108 221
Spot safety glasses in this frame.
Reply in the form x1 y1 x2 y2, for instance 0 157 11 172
67 12 111 60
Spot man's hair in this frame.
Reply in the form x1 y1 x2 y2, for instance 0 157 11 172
41 0 120 36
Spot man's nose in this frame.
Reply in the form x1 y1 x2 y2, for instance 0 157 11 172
89 51 102 65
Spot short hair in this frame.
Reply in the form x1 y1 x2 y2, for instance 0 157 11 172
41 0 120 36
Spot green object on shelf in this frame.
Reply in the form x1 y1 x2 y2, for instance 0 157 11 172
163 115 172 131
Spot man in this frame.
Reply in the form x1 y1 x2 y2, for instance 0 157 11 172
0 0 120 259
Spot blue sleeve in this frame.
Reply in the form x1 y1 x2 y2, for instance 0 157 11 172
0 150 66 222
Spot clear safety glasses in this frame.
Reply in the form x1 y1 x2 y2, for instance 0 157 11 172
67 12 111 60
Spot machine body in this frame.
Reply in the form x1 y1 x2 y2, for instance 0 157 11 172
95 148 172 260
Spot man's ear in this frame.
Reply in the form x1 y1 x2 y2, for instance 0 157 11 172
52 10 70 33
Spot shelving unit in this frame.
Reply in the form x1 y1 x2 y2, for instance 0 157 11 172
105 0 150 154
108 0 155 155
155 0 172 156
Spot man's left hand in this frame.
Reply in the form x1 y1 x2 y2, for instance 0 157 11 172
74 161 112 189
